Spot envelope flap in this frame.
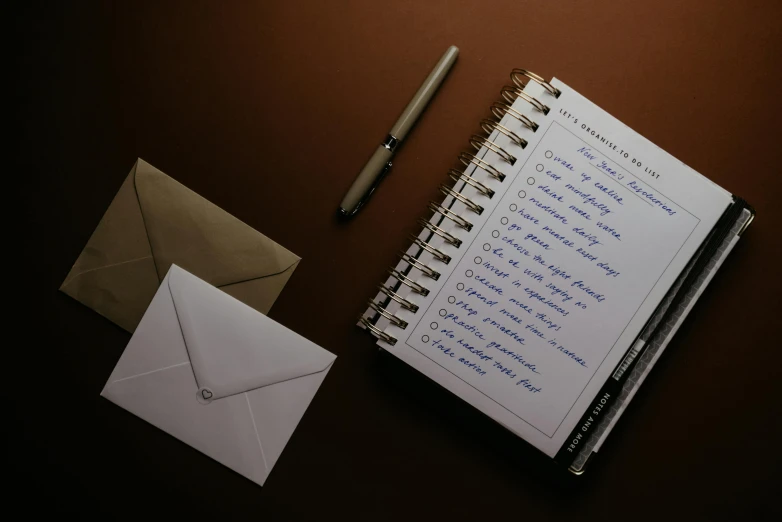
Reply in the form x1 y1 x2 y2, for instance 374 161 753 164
167 266 335 400
134 159 300 286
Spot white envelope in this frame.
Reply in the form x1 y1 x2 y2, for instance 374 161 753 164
101 264 336 486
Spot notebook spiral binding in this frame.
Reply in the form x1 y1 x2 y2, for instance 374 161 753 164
360 69 559 346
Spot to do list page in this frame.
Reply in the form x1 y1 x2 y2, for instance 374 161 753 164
385 80 732 456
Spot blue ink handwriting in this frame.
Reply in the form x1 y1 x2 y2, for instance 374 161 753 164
527 197 569 225
570 280 607 303
520 289 571 317
481 317 527 346
486 341 541 374
626 181 677 216
564 184 614 217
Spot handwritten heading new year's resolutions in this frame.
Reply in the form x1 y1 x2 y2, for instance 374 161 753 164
407 121 699 436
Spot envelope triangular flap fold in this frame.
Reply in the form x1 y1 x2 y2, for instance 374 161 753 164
246 370 330 471
134 160 300 287
103 363 269 486
104 268 190 383
168 267 335 400
59 161 160 331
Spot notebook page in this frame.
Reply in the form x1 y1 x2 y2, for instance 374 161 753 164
376 79 732 457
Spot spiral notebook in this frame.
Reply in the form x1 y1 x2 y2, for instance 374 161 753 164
359 69 754 474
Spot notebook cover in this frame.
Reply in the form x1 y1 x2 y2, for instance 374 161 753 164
569 203 754 473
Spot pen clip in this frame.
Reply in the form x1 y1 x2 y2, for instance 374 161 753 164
340 161 393 218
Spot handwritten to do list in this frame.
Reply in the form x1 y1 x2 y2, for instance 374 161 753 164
406 118 700 438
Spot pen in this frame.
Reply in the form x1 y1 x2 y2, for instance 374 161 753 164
338 45 459 218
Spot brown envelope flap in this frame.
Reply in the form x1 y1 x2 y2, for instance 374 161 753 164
63 165 153 278
134 160 300 287
59 162 161 333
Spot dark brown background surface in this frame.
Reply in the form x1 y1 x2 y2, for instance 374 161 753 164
13 0 782 519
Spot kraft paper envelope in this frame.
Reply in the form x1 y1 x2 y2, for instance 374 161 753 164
60 158 300 332
102 265 336 486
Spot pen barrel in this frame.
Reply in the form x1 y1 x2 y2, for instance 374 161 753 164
390 45 459 140
340 145 393 213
